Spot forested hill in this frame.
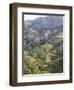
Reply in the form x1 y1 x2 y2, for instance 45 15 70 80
24 16 63 31
24 15 63 74
24 16 63 46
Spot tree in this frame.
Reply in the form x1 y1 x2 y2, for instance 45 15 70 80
48 45 63 73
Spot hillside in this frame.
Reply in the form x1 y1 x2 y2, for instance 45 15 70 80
23 15 63 74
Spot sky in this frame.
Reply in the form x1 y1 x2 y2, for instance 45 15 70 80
24 15 46 21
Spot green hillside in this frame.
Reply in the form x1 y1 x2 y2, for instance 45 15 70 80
24 16 63 74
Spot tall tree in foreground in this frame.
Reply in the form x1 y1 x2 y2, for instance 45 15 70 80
48 45 63 73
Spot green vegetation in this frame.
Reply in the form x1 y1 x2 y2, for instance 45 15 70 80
23 15 63 74
24 42 63 74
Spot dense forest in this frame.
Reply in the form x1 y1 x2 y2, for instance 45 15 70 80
23 15 63 74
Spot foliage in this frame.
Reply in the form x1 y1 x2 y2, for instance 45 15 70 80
23 16 63 74
48 45 63 73
24 42 63 74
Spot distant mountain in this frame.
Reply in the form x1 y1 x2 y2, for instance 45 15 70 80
24 16 63 32
24 16 63 74
24 15 63 48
